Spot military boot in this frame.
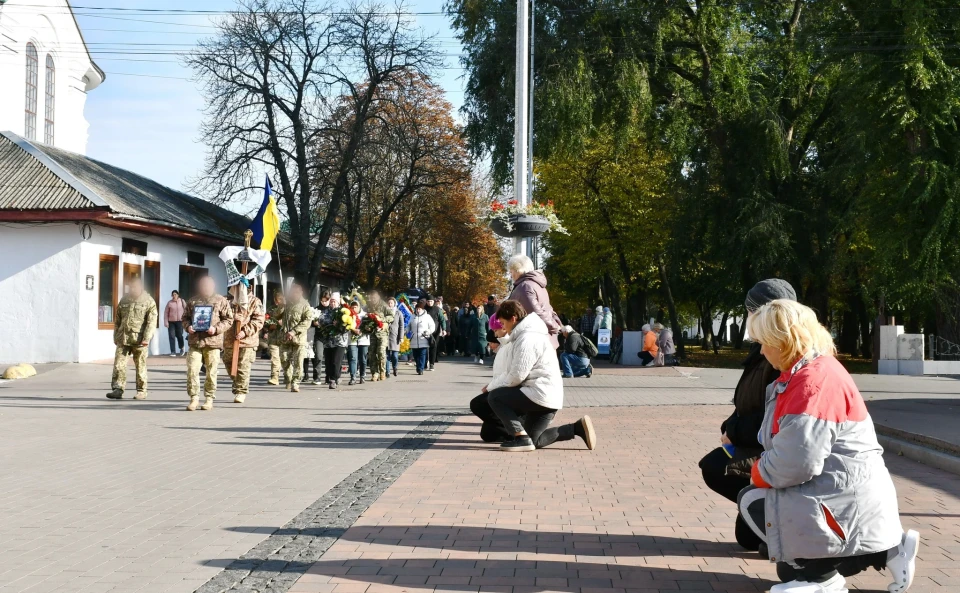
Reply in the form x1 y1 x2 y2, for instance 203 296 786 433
134 392 148 400
201 396 214 411
186 396 199 411
234 393 246 404
268 377 279 386
106 389 123 400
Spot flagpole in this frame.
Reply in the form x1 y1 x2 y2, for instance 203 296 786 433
275 241 285 291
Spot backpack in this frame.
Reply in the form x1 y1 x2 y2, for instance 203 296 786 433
581 335 599 358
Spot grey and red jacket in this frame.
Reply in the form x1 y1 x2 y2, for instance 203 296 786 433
752 354 903 563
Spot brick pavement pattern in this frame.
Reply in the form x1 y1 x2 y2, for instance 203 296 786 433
290 408 960 593
0 358 722 593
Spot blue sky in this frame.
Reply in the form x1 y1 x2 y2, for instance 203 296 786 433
73 1 467 215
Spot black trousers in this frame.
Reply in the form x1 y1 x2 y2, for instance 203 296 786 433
638 351 654 365
168 321 184 352
324 346 346 382
699 447 762 551
312 339 325 380
429 337 439 367
479 386 576 448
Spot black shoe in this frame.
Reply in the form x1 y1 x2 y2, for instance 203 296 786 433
574 415 597 450
359 377 365 384
417 369 423 375
329 381 338 390
393 370 398 377
758 543 769 560
348 378 355 386
500 436 535 452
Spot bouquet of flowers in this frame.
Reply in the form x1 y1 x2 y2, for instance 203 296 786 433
399 336 411 355
359 313 384 335
263 313 279 333
316 306 356 341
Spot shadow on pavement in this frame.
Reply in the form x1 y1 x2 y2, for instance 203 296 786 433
220 525 774 592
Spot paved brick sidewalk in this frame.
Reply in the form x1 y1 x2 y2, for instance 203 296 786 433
0 358 723 593
289 407 960 593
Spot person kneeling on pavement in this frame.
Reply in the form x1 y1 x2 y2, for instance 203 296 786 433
559 325 593 378
699 278 797 553
470 300 596 452
738 299 919 593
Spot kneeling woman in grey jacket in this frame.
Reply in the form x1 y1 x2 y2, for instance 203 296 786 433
739 300 919 593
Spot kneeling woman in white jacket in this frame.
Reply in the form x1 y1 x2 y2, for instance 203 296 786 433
482 300 597 452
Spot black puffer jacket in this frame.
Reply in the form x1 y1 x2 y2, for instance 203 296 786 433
720 342 781 450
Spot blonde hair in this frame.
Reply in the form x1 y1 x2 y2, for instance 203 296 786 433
747 299 836 368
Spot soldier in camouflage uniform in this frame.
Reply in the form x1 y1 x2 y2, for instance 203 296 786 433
365 290 395 381
279 284 314 392
265 293 285 385
221 286 265 404
106 279 158 400
182 276 234 411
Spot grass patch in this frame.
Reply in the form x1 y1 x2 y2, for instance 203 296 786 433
679 343 874 374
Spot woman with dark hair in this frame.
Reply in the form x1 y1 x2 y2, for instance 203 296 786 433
473 300 597 452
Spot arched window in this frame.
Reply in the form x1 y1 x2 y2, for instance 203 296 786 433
44 55 55 145
24 43 38 140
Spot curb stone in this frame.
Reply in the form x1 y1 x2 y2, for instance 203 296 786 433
194 413 459 593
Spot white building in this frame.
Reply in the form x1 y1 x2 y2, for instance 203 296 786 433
0 132 344 364
0 0 104 155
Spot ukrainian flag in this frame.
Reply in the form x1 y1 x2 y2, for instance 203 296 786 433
249 175 281 251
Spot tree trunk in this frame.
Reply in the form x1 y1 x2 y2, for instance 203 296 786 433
718 311 729 344
657 257 685 357
603 271 624 331
699 304 714 350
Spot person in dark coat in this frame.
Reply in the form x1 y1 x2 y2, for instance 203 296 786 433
458 306 472 356
466 306 489 363
698 278 797 553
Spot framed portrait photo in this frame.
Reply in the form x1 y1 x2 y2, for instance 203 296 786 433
192 305 214 332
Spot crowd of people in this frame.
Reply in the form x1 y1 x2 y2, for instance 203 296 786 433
107 260 922 593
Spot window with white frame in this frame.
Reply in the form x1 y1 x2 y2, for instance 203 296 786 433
24 43 38 140
44 54 55 145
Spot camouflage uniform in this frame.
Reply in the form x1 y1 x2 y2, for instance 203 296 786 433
221 296 265 401
109 292 158 399
265 304 285 384
182 294 234 409
366 300 395 381
279 299 314 390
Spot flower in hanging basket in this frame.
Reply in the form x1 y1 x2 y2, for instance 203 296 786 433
484 199 567 236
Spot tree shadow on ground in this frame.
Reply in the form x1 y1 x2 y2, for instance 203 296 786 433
247 525 777 592
335 525 759 560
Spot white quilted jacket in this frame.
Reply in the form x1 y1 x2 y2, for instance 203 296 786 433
486 313 564 410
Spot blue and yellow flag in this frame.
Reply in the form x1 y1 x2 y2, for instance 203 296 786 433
249 175 281 251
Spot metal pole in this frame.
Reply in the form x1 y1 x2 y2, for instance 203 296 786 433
513 0 529 257
528 0 534 204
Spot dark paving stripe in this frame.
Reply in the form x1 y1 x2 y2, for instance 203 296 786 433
195 413 459 593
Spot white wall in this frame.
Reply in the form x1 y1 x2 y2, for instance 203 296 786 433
77 225 231 361
0 0 103 154
0 223 82 364
0 222 279 364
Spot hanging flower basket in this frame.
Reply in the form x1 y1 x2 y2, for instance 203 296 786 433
484 199 566 238
490 214 552 238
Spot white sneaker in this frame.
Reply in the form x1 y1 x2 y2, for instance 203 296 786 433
478 359 484 365
168 353 177 357
887 530 920 593
771 573 847 593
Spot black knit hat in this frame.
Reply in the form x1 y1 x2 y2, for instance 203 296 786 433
745 278 797 313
